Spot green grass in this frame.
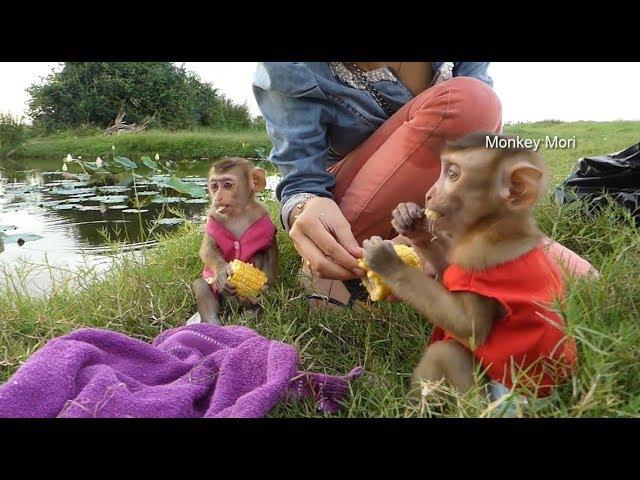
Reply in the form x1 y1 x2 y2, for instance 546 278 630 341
1 121 640 417
13 127 272 160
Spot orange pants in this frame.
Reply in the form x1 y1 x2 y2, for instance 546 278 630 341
330 76 596 278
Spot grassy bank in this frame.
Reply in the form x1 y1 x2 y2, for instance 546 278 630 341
1 121 640 417
13 128 272 160
11 120 639 164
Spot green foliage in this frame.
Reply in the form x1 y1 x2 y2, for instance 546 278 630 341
14 128 272 160
27 63 253 133
63 148 207 199
0 113 27 155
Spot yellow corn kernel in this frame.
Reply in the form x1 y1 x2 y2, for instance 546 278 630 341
425 209 441 220
358 244 421 301
227 259 268 299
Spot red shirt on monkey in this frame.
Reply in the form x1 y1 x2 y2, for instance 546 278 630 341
202 215 276 297
435 247 576 397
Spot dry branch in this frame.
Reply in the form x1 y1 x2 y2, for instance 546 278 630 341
104 107 153 135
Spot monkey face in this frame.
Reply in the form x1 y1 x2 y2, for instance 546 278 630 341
209 173 247 215
425 147 547 238
208 162 267 217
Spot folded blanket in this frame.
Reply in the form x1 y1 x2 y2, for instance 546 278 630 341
0 324 362 418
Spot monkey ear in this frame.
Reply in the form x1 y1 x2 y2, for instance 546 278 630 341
250 167 267 193
500 161 544 209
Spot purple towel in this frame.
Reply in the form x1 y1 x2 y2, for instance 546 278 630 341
0 324 362 418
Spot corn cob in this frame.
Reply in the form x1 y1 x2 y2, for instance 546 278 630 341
358 244 421 301
227 259 268 299
425 209 441 220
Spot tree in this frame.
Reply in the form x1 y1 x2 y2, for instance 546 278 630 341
27 62 252 132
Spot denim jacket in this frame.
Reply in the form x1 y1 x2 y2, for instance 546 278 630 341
252 62 493 229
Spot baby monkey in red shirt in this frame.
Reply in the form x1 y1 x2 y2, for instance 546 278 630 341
362 132 576 399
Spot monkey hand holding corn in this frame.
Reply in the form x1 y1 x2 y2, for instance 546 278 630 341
226 259 269 300
358 244 421 301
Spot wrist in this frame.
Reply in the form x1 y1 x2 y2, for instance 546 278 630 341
283 193 317 230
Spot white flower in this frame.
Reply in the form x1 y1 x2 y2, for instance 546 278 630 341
242 142 246 148
96 157 103 168
78 156 82 159
112 145 116 151
165 161 170 168
62 163 68 172
65 154 72 163
155 153 160 161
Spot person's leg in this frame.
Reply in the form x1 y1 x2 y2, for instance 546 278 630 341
541 238 599 278
331 76 502 242
331 76 597 279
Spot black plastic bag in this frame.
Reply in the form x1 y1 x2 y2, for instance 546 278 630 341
554 141 640 225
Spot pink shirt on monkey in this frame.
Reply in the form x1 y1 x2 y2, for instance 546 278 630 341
202 214 277 297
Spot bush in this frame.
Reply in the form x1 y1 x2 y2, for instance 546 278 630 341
27 63 253 133
0 113 26 155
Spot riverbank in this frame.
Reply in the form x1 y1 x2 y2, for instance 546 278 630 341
2 121 640 417
12 128 272 160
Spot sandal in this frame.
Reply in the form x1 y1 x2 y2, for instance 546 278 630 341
298 263 369 310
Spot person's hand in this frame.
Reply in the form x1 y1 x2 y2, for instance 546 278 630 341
289 197 363 280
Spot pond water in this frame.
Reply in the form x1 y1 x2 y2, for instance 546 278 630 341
0 157 280 296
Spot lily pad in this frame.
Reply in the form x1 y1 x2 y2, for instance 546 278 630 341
86 195 130 204
6 186 38 196
155 217 185 225
39 200 66 207
134 190 160 197
114 156 137 170
158 177 207 198
51 187 97 195
109 205 129 210
75 205 103 211
2 233 44 244
122 209 149 214
141 156 158 170
98 186 130 194
184 198 209 204
58 180 90 187
68 193 98 199
151 196 182 204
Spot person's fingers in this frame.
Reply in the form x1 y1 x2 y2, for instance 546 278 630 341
333 221 363 259
293 233 357 280
299 216 363 275
310 226 361 273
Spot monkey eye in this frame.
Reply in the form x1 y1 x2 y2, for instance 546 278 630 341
223 182 234 190
210 183 219 191
446 165 461 181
